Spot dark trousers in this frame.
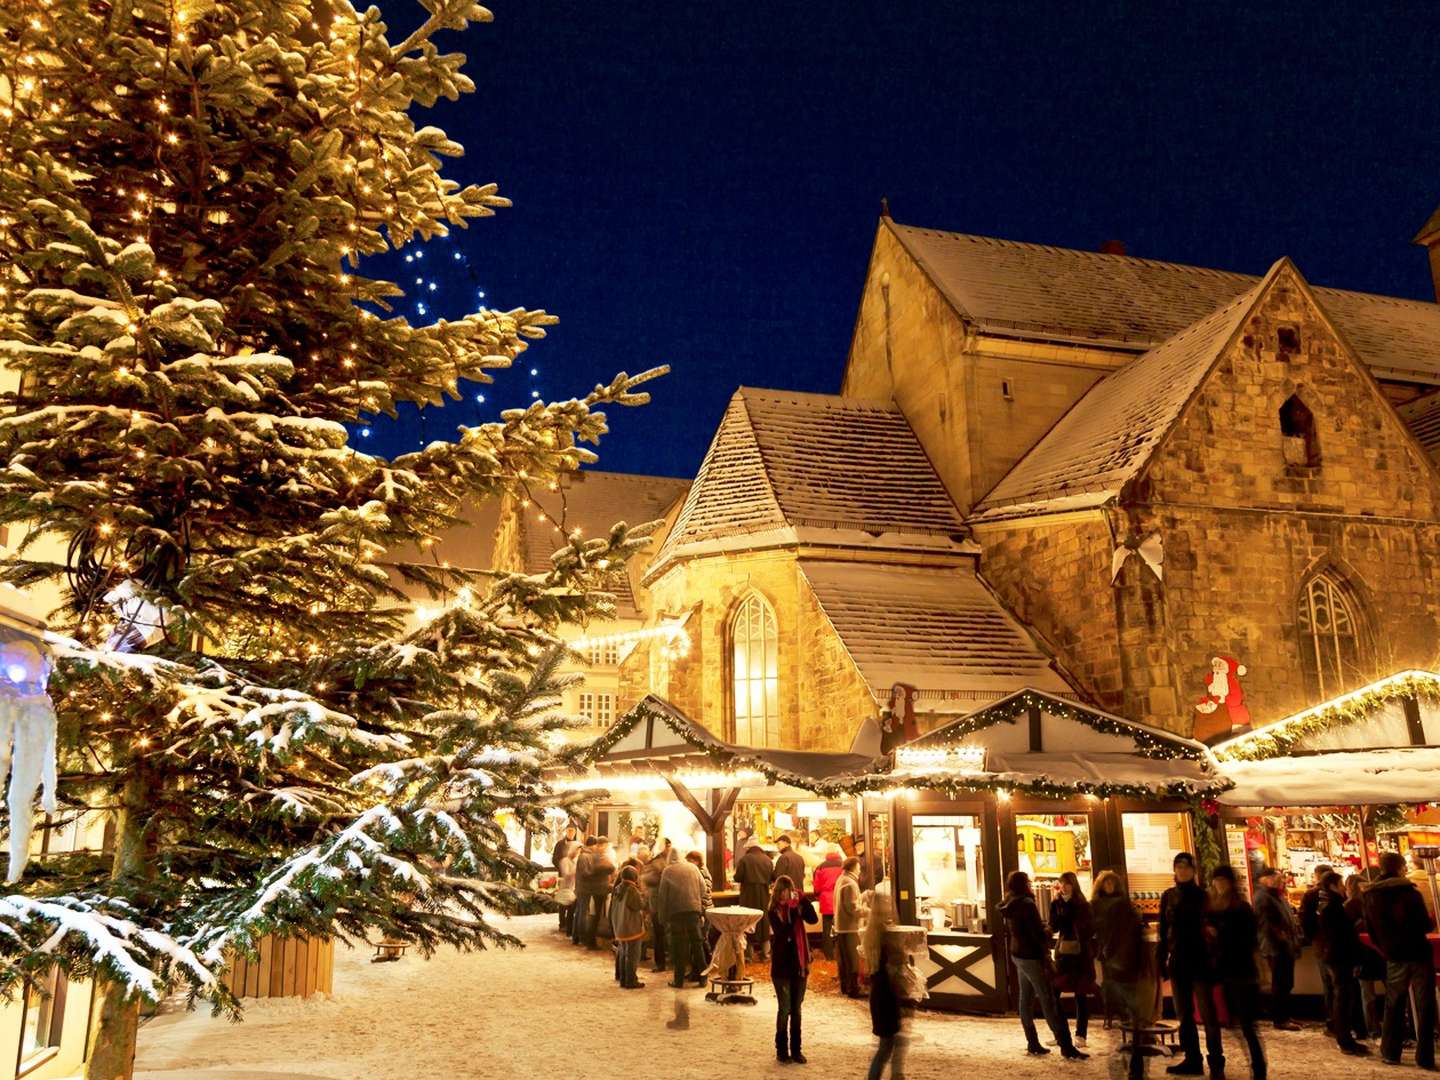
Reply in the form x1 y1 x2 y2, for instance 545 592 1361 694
821 914 834 960
583 893 606 948
618 938 642 987
868 1033 905 1079
774 974 807 1056
837 932 861 995
667 913 705 987
1220 980 1267 1079
570 892 589 944
1015 958 1073 1051
1265 951 1294 1025
1383 959 1437 1067
1171 972 1221 1065
559 902 572 932
1327 963 1364 1049
1060 988 1089 1039
1318 958 1335 1026
649 900 668 970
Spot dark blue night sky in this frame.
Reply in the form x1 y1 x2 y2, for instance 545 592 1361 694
362 2 1440 478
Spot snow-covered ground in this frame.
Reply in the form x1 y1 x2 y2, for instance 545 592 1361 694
134 915 1409 1079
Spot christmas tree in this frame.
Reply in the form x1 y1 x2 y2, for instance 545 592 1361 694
0 1 659 1076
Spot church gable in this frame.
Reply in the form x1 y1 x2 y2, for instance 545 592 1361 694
1134 262 1440 519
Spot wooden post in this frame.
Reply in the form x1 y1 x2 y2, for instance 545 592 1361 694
663 775 740 892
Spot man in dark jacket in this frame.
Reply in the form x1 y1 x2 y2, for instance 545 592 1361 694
658 853 707 987
1315 871 1369 1055
1298 864 1335 1028
570 836 595 945
1363 851 1436 1068
579 836 616 950
734 838 775 960
641 840 674 972
773 834 806 894
1252 867 1301 1030
1000 871 1086 1060
1157 852 1216 1075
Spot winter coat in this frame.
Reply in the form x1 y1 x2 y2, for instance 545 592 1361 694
573 848 596 899
1093 893 1145 983
1204 899 1260 984
734 842 775 910
1252 882 1300 959
697 864 713 911
552 834 579 871
768 895 818 980
641 848 674 894
813 856 844 915
870 952 903 1037
657 859 705 921
1363 874 1436 964
1347 894 1389 980
610 881 647 941
581 849 615 895
999 893 1051 962
1316 888 1362 969
1299 885 1322 946
1049 893 1096 991
774 848 807 891
556 851 578 904
1158 880 1210 979
834 873 868 934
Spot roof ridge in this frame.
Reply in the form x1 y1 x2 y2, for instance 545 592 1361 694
736 385 899 411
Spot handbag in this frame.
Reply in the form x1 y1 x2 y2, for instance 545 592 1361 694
1057 939 1083 956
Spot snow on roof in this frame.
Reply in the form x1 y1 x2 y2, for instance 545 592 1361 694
889 221 1440 382
650 388 966 574
972 266 1273 520
1398 391 1440 458
514 470 688 614
798 560 1069 699
1215 747 1440 806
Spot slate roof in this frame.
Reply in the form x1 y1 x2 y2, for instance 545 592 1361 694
890 222 1440 382
649 388 967 573
798 559 1069 701
972 265 1274 519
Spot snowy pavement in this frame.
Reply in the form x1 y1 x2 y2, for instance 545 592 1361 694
135 914 1413 1079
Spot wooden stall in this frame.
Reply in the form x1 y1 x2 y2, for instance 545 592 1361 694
224 934 334 1000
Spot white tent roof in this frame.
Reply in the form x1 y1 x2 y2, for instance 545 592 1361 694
1216 747 1440 807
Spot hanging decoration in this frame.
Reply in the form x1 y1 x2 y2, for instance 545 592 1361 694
0 631 58 883
1111 532 1164 584
104 578 167 651
880 682 920 754
1195 655 1251 735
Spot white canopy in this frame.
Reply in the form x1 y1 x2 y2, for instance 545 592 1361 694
1215 747 1440 807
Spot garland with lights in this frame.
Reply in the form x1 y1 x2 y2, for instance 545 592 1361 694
1214 671 1440 762
910 690 1209 761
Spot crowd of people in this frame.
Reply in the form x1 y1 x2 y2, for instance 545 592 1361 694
554 824 1439 1077
999 849 1439 1079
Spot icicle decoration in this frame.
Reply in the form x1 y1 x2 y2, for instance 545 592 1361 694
0 637 57 883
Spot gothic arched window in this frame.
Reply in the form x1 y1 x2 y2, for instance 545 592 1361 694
731 593 779 747
1297 571 1365 700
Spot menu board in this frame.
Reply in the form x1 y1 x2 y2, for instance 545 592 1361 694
1226 826 1252 897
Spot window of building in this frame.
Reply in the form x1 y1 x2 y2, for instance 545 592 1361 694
730 593 779 747
586 640 619 667
18 967 65 1067
911 814 985 930
1297 571 1365 700
577 692 614 727
1279 394 1320 467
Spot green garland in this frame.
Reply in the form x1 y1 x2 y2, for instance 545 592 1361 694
912 690 1207 761
1187 795 1226 877
1216 672 1440 762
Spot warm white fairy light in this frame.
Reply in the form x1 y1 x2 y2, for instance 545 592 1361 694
893 744 987 771
570 620 688 654
557 768 768 794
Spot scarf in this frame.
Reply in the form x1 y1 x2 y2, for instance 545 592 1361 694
779 901 810 974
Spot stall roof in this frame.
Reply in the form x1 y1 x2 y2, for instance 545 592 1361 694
567 694 881 790
1216 747 1440 807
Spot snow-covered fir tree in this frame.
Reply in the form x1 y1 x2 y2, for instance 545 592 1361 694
0 2 660 1076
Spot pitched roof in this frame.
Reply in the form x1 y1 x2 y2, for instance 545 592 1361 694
799 559 1070 705
972 265 1274 520
889 222 1440 382
649 388 967 574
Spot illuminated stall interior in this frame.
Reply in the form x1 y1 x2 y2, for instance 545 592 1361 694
560 695 879 889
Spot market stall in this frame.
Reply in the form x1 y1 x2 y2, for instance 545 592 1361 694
826 689 1225 1013
1210 669 1440 996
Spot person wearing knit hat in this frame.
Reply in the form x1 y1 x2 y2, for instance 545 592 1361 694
1159 852 1218 1075
1204 865 1268 1078
1253 866 1301 1031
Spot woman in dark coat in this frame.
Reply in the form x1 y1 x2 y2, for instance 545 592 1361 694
1050 870 1097 1046
768 874 818 1065
1204 866 1267 1080
868 939 906 1079
1317 870 1372 1055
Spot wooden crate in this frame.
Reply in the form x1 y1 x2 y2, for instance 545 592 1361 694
224 934 334 999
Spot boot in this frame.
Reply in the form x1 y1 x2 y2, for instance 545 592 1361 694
1027 1044 1052 1056
1167 1060 1204 1076
776 1032 790 1064
791 1024 806 1064
1207 1054 1226 1080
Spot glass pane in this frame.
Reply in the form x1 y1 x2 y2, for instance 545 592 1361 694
911 814 985 930
1015 813 1093 902
1121 811 1192 916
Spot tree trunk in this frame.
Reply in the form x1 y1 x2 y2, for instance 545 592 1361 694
85 768 150 1080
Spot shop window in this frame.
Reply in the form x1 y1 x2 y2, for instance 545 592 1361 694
18 967 65 1066
911 814 986 931
730 593 779 747
1279 394 1320 467
1297 571 1365 701
577 692 614 727
1016 813 1093 906
1121 811 1192 916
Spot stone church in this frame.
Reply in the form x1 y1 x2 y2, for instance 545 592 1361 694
473 211 1440 753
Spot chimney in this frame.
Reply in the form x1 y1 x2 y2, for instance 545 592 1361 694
1414 204 1440 303
1099 239 1127 256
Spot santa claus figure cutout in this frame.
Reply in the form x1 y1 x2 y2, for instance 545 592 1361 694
1195 655 1252 738
881 683 921 755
